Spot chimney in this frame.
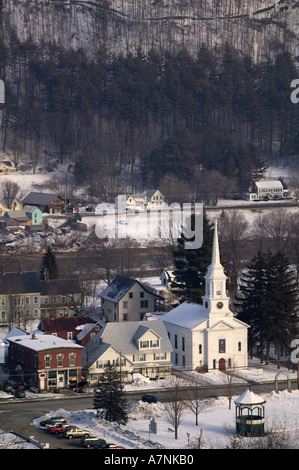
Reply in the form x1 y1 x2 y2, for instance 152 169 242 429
46 269 49 283
2 264 5 275
19 263 23 274
31 333 36 340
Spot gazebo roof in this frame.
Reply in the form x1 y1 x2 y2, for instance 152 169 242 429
234 388 266 406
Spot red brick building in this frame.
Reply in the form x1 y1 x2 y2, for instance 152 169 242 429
7 333 83 391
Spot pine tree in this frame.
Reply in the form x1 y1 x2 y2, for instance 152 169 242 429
94 362 128 425
235 251 269 361
170 213 214 304
235 251 299 365
266 251 298 368
40 245 59 280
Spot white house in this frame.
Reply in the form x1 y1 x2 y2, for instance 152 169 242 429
163 220 249 372
83 320 173 384
245 180 287 201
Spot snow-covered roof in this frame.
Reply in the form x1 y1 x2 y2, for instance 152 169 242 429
162 301 208 329
255 180 283 189
234 388 266 405
100 274 163 302
7 334 83 352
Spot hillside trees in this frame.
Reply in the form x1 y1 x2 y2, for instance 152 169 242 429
0 38 298 198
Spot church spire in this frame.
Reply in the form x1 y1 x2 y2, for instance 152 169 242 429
202 218 231 317
211 219 221 267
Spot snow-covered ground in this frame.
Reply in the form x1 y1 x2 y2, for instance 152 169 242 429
1 358 298 449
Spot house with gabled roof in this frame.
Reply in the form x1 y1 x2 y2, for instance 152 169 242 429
37 316 102 345
0 161 15 174
99 274 165 323
22 192 65 214
83 319 172 384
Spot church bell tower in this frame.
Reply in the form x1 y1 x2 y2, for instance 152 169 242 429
201 220 231 321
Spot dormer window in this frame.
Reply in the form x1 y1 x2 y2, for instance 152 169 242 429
139 339 160 349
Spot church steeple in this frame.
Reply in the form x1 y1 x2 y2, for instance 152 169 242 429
202 220 231 318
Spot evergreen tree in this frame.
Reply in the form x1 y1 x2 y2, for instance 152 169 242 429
236 251 299 365
235 251 270 361
266 251 298 368
170 213 214 304
94 362 128 425
40 245 59 280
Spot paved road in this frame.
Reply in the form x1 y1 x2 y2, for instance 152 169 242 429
0 379 297 449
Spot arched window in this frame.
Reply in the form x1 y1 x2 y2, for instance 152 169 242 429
238 342 242 351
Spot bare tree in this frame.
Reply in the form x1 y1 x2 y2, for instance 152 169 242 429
218 210 249 291
251 208 290 253
185 380 212 426
163 376 187 439
0 179 22 209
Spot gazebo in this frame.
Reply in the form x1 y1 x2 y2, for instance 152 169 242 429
234 388 266 437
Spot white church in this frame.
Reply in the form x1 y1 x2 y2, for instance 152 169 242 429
163 220 249 372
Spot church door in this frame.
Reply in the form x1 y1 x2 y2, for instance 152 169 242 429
219 358 225 371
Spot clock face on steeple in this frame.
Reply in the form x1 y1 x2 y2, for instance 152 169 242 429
217 301 224 309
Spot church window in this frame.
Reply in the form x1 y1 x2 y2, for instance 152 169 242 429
182 337 185 351
228 358 231 367
213 359 216 369
219 339 226 353
175 334 178 349
199 344 202 354
238 342 241 351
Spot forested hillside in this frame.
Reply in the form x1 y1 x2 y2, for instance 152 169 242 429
0 0 298 201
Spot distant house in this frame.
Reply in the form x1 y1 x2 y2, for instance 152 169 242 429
37 316 102 345
115 190 165 211
83 320 173 384
160 270 172 287
0 161 15 174
143 189 165 208
3 206 43 228
0 265 82 325
0 198 22 217
22 192 65 214
245 180 287 201
7 333 83 391
100 274 165 322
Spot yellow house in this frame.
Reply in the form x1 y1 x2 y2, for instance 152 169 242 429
0 198 22 216
84 320 173 384
0 161 16 174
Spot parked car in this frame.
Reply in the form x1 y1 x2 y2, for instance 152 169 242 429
3 382 13 393
142 394 158 403
95 443 125 449
14 389 26 398
63 427 90 439
49 423 70 434
13 383 26 391
80 436 106 448
40 416 67 427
